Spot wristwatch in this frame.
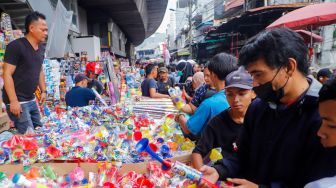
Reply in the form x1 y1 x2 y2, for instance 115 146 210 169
42 90 47 94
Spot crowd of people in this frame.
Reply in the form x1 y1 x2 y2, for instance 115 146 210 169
140 28 336 187
2 11 336 188
2 12 110 135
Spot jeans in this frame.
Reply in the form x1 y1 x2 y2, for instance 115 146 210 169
6 101 42 134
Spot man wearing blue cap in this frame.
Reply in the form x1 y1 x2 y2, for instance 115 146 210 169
65 73 96 107
317 68 334 84
192 67 255 170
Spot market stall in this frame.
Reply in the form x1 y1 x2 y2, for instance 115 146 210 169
0 11 220 188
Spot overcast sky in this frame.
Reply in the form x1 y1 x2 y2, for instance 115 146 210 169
156 0 177 33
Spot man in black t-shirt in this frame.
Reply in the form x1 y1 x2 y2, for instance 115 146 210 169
192 67 254 170
3 12 48 134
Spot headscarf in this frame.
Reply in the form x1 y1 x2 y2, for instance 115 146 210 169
192 72 205 90
176 60 194 83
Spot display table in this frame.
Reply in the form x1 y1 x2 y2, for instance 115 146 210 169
0 154 191 177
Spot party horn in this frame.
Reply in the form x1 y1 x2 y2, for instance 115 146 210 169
92 88 108 107
135 138 172 170
136 138 219 188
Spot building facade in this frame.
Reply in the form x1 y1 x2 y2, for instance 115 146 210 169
135 33 167 59
0 0 168 60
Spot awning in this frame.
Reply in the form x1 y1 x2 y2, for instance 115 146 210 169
295 30 323 43
177 48 190 56
267 2 336 29
206 3 307 37
200 38 226 44
225 0 244 11
195 20 214 30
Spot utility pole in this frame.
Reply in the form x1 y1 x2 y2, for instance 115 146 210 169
188 0 193 58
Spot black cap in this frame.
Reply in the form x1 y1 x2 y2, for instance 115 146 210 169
225 67 253 90
317 68 333 78
75 73 89 84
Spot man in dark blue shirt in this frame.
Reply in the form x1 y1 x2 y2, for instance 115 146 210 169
65 73 96 107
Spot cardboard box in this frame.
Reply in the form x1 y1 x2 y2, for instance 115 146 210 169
0 154 191 177
0 112 9 133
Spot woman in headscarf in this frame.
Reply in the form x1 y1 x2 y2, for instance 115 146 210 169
184 72 205 102
176 60 194 84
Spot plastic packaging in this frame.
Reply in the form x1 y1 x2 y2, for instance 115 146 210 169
209 148 223 163
41 165 57 181
92 88 108 107
12 173 48 188
168 87 184 110
0 172 13 188
136 138 218 188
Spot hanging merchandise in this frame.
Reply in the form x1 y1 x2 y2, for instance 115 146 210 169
0 13 23 62
59 58 84 77
101 52 120 104
43 59 61 103
0 12 14 45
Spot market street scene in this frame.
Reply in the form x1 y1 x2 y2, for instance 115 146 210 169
0 0 335 187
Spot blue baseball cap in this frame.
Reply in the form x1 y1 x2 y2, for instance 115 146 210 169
225 66 253 90
317 68 333 78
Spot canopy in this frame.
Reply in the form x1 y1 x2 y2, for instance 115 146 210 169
295 30 323 43
177 48 190 56
267 3 336 29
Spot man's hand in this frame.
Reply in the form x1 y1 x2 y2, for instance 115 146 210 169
10 100 22 117
174 113 181 122
227 178 258 188
40 92 47 105
171 96 177 105
198 165 219 188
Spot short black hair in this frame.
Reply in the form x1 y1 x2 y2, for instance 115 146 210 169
239 28 309 76
208 53 238 80
319 78 336 102
169 64 176 72
25 11 46 34
204 62 209 69
145 63 156 77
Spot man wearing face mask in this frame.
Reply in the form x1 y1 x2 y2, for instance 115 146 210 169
199 28 336 188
